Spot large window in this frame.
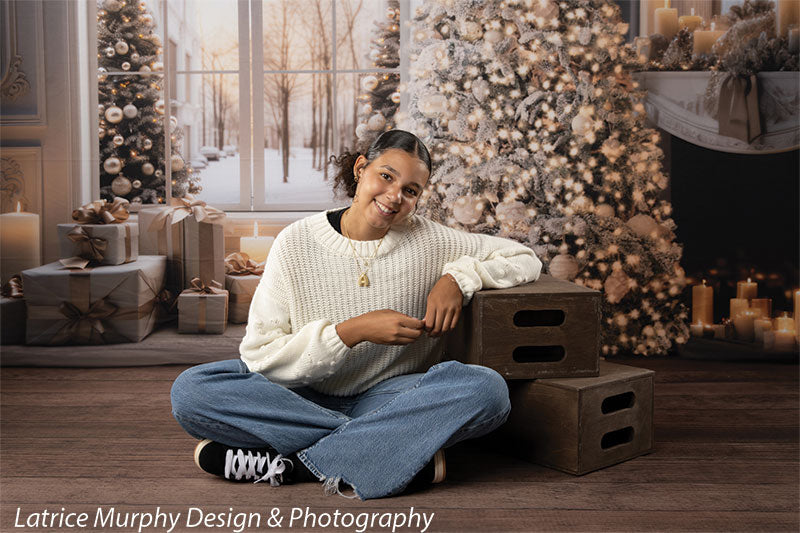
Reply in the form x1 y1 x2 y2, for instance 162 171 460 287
97 0 407 212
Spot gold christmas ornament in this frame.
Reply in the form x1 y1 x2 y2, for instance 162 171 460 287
104 106 123 124
103 157 122 174
104 47 115 58
170 154 185 172
139 65 151 73
549 253 580 281
155 99 165 114
361 75 378 91
111 175 133 196
391 92 401 104
367 113 386 131
142 162 155 175
132 180 141 189
114 40 129 55
121 62 131 71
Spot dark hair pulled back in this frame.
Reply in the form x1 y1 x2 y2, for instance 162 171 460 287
331 129 432 199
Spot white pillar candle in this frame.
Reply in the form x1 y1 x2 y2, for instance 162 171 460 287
773 329 797 352
754 318 772 344
733 309 757 342
692 279 714 325
777 0 800 37
654 0 679 40
679 8 703 32
774 313 795 332
736 277 758 299
693 22 724 56
239 221 273 264
730 298 750 320
0 202 41 283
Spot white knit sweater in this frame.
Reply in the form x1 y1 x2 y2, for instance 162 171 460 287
239 210 542 396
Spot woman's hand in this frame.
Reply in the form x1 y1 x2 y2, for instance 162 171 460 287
336 310 425 348
423 274 463 337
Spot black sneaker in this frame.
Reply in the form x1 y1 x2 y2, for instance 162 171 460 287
194 439 295 486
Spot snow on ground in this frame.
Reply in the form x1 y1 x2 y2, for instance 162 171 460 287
194 147 345 208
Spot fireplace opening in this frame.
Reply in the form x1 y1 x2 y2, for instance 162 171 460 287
669 137 799 323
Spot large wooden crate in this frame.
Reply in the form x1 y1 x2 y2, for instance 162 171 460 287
445 274 601 379
501 361 655 475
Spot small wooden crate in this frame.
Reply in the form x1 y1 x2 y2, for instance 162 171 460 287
501 361 655 475
445 274 601 379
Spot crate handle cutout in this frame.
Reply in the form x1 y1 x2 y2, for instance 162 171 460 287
512 345 565 363
601 391 635 414
601 426 634 449
513 310 565 327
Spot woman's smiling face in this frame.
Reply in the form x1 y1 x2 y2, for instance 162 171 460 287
350 149 430 237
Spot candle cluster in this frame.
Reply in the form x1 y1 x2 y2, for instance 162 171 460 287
651 1 725 56
691 277 799 352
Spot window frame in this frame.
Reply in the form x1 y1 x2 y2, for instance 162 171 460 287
92 0 409 214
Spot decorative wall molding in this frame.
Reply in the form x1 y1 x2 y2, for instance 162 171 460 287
634 71 800 154
0 146 43 215
0 0 46 125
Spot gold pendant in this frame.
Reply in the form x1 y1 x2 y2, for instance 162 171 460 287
358 272 370 287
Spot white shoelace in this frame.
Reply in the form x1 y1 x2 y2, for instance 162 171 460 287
224 448 292 486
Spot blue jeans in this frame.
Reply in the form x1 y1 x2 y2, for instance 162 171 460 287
170 358 511 500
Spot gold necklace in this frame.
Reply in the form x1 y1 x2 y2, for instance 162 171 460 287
342 209 385 287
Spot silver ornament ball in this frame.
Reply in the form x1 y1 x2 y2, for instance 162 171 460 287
142 162 155 175
132 180 142 189
155 99 165 114
114 40 129 55
171 154 185 171
143 139 153 150
113 135 124 146
123 104 138 119
104 47 115 58
154 169 163 178
121 62 131 71
130 52 139 62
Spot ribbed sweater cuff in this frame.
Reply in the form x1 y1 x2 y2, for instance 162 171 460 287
442 268 477 306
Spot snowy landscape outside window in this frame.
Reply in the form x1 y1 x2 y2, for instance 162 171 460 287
96 0 405 211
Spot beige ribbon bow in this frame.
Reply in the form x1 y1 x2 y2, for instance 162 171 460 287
59 226 109 269
187 277 226 295
50 299 118 345
72 197 130 225
1 275 24 298
224 252 265 276
718 73 761 144
147 194 225 232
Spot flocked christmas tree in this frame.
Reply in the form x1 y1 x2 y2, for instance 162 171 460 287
355 0 401 149
97 0 198 205
403 0 689 356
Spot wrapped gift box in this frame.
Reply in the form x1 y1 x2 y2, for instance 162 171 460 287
137 200 225 290
177 282 228 334
225 274 259 324
22 256 166 345
58 223 138 266
1 296 27 345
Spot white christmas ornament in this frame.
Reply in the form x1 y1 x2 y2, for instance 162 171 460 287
171 154 185 172
132 180 141 189
104 0 123 11
152 61 163 71
141 14 154 26
391 92 401 104
155 100 165 114
121 62 131 71
471 78 490 102
604 268 631 304
113 135 124 146
369 49 380 62
549 253 580 281
453 196 483 225
130 52 139 62
367 113 386 131
595 204 615 217
361 76 378 91
571 113 593 136
484 30 503 44
142 162 155 175
155 169 163 178
98 104 105 113
123 104 138 119
139 65 151 73
111 175 132 196
114 41 129 55
104 47 115 58
169 116 178 132
99 128 106 139
627 214 658 238
355 123 369 139
103 157 122 174
419 93 448 118
104 106 124 124
143 139 153 150
460 21 483 41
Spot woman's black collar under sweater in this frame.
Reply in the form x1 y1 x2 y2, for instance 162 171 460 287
326 207 347 235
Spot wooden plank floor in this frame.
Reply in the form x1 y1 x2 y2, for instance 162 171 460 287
1 357 798 532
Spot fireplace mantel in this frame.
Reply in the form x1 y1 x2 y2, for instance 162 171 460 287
633 71 800 155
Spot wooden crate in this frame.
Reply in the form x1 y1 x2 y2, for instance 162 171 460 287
501 361 655 475
445 274 601 379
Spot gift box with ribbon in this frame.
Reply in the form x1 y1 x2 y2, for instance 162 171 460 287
1 275 27 345
22 256 166 345
177 277 228 334
57 198 138 268
138 195 225 291
224 252 263 324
